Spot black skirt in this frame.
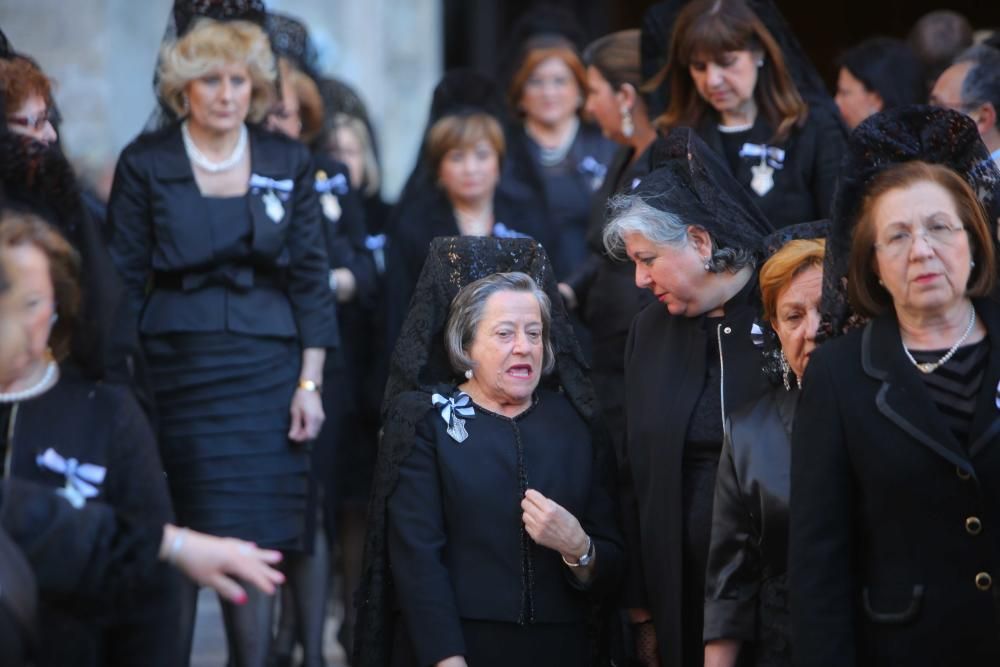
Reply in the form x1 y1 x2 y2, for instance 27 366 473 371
144 331 308 550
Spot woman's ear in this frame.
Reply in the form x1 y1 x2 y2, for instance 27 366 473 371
616 83 637 110
687 226 713 257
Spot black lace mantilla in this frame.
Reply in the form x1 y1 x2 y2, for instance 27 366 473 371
822 105 1000 340
354 236 616 666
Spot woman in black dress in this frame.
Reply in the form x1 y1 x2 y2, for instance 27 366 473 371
108 13 336 666
355 236 623 667
602 129 773 667
654 0 845 229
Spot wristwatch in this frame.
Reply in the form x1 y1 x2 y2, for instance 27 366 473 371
562 536 594 568
298 379 322 393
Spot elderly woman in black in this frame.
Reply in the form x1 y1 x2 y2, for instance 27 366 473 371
702 230 825 667
354 237 623 667
602 129 773 667
790 107 1000 666
654 0 844 229
108 12 336 666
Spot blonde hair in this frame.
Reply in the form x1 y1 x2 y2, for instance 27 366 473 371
759 238 825 323
157 18 277 123
329 113 381 196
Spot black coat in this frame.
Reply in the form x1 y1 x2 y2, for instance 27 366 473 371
621 280 769 666
697 105 845 229
387 388 625 665
704 386 798 666
108 123 338 349
789 299 1000 666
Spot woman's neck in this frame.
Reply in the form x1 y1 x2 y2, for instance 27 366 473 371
718 98 758 129
525 115 579 149
185 120 244 161
897 299 983 350
628 112 658 157
459 379 531 418
452 197 494 236
704 266 754 318
0 358 48 395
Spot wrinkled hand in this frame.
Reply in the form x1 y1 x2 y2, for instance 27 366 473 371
166 526 285 604
520 488 588 560
289 388 324 442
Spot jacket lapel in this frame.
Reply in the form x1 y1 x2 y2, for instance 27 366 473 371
967 297 1000 457
862 315 971 470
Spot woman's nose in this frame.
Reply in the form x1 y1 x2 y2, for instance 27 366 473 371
40 120 57 144
706 64 724 86
634 263 649 288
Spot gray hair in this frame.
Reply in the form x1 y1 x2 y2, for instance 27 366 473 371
445 272 555 377
602 192 756 273
955 44 1000 119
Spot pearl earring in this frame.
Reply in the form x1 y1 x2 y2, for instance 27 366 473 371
464 369 473 380
704 258 712 272
971 259 976 269
620 104 635 139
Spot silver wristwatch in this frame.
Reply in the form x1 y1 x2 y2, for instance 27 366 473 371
562 536 594 568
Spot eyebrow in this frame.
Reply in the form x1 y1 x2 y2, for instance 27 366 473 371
883 212 953 226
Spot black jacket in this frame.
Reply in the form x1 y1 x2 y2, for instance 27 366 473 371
621 280 769 666
387 388 625 665
704 386 798 665
108 123 338 349
697 105 845 229
789 299 1000 666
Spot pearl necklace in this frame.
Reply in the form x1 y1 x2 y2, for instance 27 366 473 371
0 360 59 403
181 121 248 173
902 307 977 374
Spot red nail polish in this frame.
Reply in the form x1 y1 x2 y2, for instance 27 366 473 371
235 592 248 605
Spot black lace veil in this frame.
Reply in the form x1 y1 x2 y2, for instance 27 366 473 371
354 236 614 666
820 105 1000 339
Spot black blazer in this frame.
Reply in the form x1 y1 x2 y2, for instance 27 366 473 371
387 388 624 665
108 123 338 349
704 386 798 664
789 299 1000 666
621 280 769 666
697 104 845 229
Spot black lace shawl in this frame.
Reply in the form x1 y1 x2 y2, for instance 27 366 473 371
354 236 617 666
821 105 1000 339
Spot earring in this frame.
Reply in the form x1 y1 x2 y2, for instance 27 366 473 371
703 257 712 272
780 350 792 391
877 278 884 286
620 104 635 139
50 313 58 326
971 259 977 269
464 369 473 380
756 58 764 67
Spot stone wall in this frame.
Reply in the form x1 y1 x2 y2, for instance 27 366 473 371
0 0 441 199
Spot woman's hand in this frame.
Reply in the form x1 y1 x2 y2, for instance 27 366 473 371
557 282 577 310
704 639 742 667
289 387 324 442
435 657 467 667
161 525 285 604
331 267 357 304
520 489 589 560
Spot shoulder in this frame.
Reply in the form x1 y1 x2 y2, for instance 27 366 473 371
535 387 585 422
118 124 181 164
798 103 847 141
248 124 312 172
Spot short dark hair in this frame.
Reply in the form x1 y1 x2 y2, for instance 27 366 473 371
908 10 973 82
836 37 926 110
954 44 1000 121
582 30 642 92
849 161 996 318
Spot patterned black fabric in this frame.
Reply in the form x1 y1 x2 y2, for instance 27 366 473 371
354 236 615 666
822 105 1000 339
635 128 774 253
911 340 989 446
172 0 267 36
265 11 320 80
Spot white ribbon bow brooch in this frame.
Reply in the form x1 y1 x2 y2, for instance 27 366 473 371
249 173 295 224
432 391 476 443
36 448 107 509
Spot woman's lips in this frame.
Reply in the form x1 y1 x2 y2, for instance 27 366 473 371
914 273 940 284
507 364 533 379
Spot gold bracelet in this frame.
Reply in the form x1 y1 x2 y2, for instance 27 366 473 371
297 379 321 393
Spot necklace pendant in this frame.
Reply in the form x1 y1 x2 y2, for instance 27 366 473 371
263 190 285 223
320 192 341 222
447 417 469 443
916 362 938 374
750 160 775 196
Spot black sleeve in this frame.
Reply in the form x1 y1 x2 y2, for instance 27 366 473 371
703 420 759 642
564 252 601 312
807 107 847 219
618 318 649 609
286 145 340 350
789 352 857 667
387 416 465 665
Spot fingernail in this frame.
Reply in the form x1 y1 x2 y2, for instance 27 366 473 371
235 592 248 605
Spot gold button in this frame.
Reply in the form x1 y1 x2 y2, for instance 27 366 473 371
956 466 972 480
966 517 983 535
976 572 992 591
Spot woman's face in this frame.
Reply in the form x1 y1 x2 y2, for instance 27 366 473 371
835 67 881 130
689 50 760 116
0 244 54 377
266 79 301 140
772 264 822 380
185 61 253 134
872 180 973 319
465 290 544 410
584 65 625 143
520 56 581 127
332 126 366 190
625 230 717 317
438 139 499 205
7 93 57 145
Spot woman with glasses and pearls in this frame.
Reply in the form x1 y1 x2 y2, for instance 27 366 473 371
789 107 1000 666
108 8 336 665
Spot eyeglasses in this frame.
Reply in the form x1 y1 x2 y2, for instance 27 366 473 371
873 221 967 258
7 109 52 131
